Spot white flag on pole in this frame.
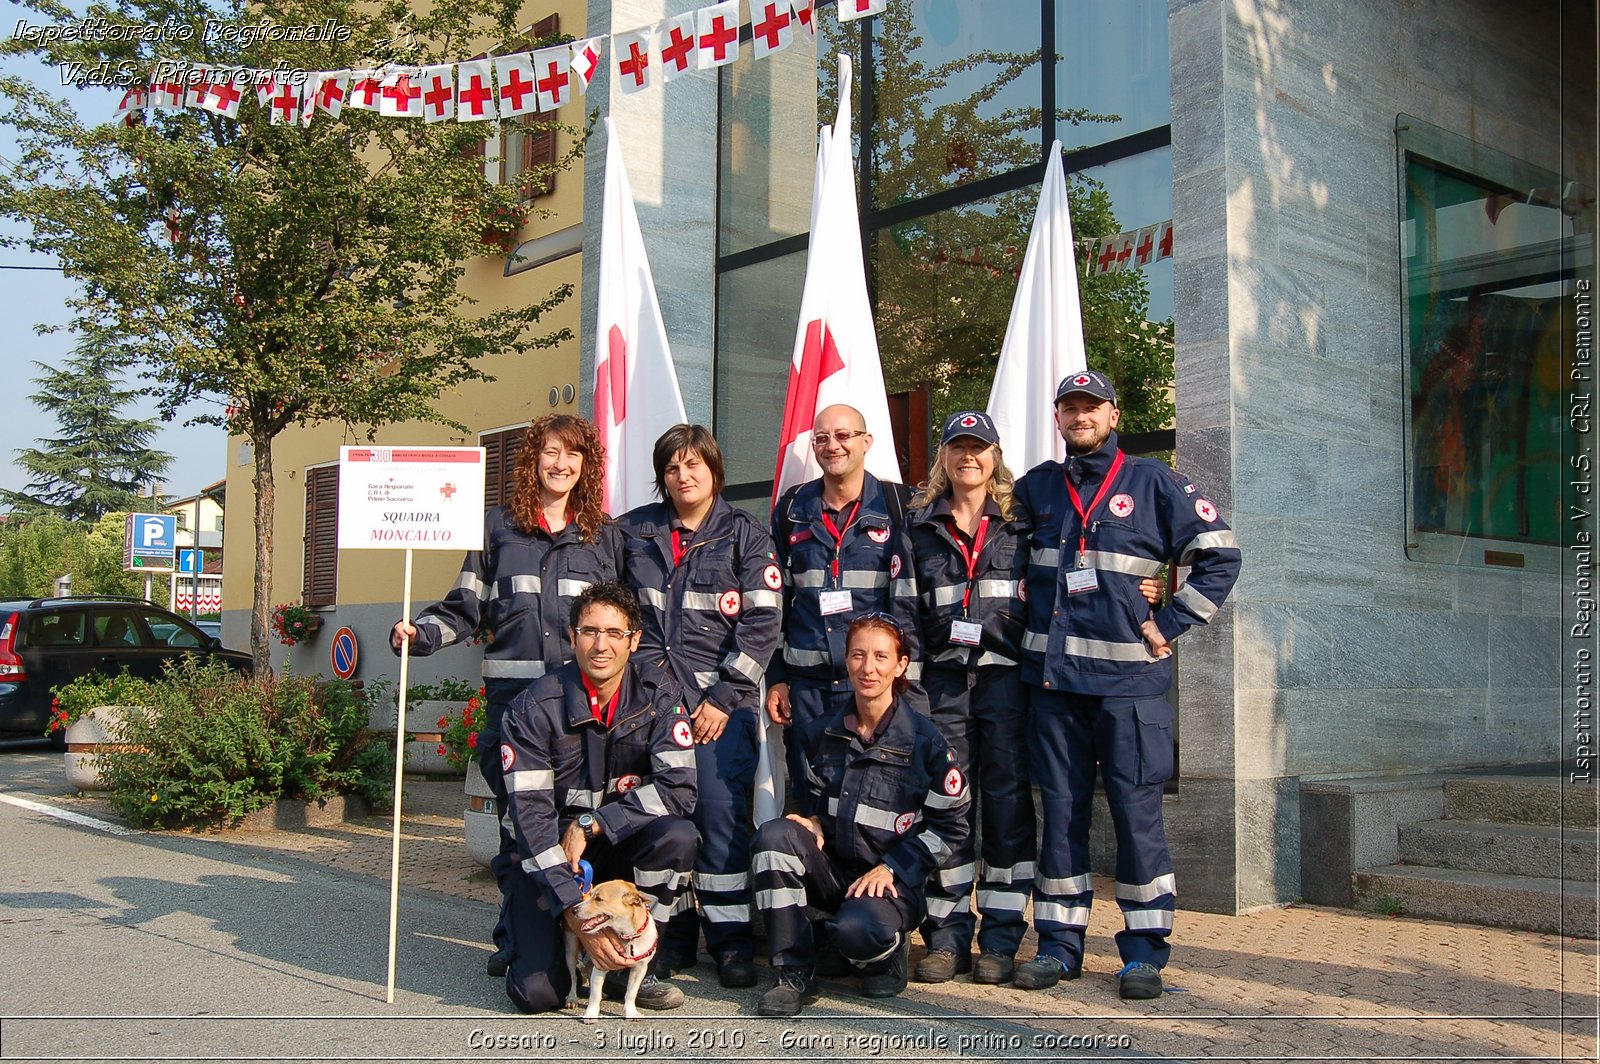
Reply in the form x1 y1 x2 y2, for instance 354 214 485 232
986 139 1088 473
593 118 688 515
771 53 900 502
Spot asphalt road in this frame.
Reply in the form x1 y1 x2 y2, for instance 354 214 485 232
0 753 1131 1064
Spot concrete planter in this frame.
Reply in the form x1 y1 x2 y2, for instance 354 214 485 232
62 706 140 791
464 758 498 868
232 794 369 831
404 699 468 777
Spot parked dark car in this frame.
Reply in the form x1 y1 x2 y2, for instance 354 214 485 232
0 596 253 747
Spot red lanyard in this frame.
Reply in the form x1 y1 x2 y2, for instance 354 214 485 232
580 674 622 728
1065 450 1125 560
820 500 861 582
947 515 990 614
670 528 686 568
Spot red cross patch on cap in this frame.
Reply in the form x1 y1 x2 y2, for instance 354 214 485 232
616 774 642 792
719 590 742 616
500 744 515 772
868 526 890 544
943 767 964 796
672 719 694 748
959 414 978 427
1195 498 1217 522
1072 374 1092 386
894 812 915 834
763 564 782 590
1109 493 1134 518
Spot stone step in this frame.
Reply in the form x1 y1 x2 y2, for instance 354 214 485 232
1444 775 1599 828
1353 864 1598 938
1398 819 1599 880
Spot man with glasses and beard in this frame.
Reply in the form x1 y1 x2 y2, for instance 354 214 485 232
1012 371 1241 1001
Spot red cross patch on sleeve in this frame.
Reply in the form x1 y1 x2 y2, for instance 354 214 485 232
943 767 964 796
500 744 515 772
894 812 914 834
719 590 742 616
890 555 902 579
1195 498 1218 522
763 564 782 590
867 526 891 544
672 719 694 748
616 774 642 792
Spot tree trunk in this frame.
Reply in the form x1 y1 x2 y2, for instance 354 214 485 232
250 429 275 676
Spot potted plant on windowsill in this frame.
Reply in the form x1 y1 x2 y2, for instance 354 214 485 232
479 195 528 254
270 601 323 646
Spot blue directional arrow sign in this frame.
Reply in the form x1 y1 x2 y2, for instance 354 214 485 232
178 549 204 575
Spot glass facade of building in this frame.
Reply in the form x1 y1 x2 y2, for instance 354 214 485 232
713 0 1174 507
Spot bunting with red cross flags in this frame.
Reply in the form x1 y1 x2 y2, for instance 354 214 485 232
150 72 186 111
658 12 698 82
532 45 572 112
454 59 496 121
378 69 422 119
307 70 349 121
183 69 211 109
1079 220 1175 275
614 28 652 95
346 69 383 112
197 72 245 119
837 0 889 23
696 0 740 70
420 64 455 123
571 37 605 95
266 78 303 126
113 84 147 125
793 0 818 40
750 0 794 60
492 54 538 117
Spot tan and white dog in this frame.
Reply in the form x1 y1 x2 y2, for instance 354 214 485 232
564 879 658 1022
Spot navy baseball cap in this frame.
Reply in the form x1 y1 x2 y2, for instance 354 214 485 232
940 410 1000 446
1055 369 1118 405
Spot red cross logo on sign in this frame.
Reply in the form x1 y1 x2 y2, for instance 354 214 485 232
616 774 642 793
1195 498 1217 522
1109 493 1134 518
868 527 890 544
894 812 915 835
943 767 964 796
719 590 742 616
440 483 457 500
672 720 694 748
763 564 782 590
500 744 515 772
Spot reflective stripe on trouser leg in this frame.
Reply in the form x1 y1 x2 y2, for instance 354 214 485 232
920 667 980 954
1096 696 1177 969
1028 685 1097 967
689 711 758 960
971 666 1036 957
587 814 698 932
752 817 846 969
477 701 516 953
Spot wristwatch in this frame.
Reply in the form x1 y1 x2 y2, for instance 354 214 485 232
576 812 600 840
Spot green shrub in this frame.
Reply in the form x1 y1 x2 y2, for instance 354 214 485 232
404 677 477 702
47 668 154 735
99 658 394 828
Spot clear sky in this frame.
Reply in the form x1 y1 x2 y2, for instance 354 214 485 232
1 46 227 504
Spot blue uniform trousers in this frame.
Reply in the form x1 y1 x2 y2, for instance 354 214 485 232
752 818 920 972
782 677 838 800
921 666 1036 958
1028 687 1176 970
476 685 523 954
503 814 698 1013
662 710 760 964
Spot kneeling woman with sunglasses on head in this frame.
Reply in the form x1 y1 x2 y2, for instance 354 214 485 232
750 613 971 1017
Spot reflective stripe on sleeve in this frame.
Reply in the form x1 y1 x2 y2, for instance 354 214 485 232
1174 582 1221 622
1077 550 1163 577
417 617 459 648
1178 529 1239 563
723 650 765 683
481 659 548 678
505 768 553 792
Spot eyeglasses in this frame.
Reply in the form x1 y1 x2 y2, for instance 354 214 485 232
574 626 637 643
811 429 869 448
853 610 903 634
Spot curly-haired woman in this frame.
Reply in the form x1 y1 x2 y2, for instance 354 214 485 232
391 413 624 978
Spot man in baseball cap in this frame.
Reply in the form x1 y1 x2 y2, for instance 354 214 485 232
1054 369 1118 406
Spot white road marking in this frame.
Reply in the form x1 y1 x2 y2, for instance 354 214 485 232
0 793 140 835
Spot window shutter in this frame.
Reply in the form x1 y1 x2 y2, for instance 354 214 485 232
481 427 526 510
303 466 340 607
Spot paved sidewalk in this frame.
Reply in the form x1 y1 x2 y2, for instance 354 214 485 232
18 757 1600 1061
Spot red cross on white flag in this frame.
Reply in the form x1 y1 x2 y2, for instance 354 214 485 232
267 79 303 125
1155 219 1174 261
657 13 698 83
1095 235 1119 275
614 28 652 95
571 37 604 96
347 70 384 112
531 45 571 112
183 69 210 109
454 60 496 121
751 1 794 59
837 0 888 22
151 74 186 111
420 64 455 123
696 1 740 70
253 73 276 110
1133 224 1157 267
378 69 423 118
196 74 244 119
792 0 817 41
593 118 688 515
113 85 147 125
491 55 539 118
985 140 1091 470
308 70 349 121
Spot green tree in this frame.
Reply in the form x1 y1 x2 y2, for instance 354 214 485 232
0 512 166 604
3 328 173 521
1 0 585 672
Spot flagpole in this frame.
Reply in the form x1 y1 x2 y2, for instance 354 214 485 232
385 547 413 1005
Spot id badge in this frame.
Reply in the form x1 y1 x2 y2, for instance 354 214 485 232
950 619 984 646
819 589 853 615
1065 567 1099 595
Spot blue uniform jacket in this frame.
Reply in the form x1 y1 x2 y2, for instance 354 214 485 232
769 473 922 688
906 494 1029 672
794 695 971 888
405 506 626 709
498 661 698 916
1013 431 1242 697
616 497 783 716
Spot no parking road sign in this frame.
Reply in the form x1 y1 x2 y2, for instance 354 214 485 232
330 626 359 680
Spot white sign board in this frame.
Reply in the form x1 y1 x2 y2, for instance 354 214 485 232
337 446 486 551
